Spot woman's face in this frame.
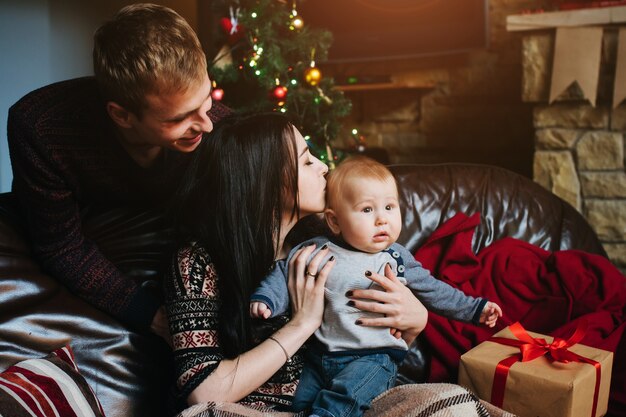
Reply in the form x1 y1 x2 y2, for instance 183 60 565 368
293 127 328 217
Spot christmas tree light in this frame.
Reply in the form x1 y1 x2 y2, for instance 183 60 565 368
207 0 352 163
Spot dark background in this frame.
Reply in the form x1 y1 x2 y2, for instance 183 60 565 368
298 0 488 63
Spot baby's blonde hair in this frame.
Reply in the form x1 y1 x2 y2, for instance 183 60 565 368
93 3 207 117
326 156 397 210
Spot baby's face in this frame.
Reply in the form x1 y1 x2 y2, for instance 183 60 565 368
329 177 402 253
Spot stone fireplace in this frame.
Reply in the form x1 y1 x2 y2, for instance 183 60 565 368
316 3 625 271
511 7 626 271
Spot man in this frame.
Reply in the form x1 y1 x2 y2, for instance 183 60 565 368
7 4 229 339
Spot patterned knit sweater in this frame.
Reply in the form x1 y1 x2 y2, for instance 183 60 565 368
165 243 302 411
7 77 230 331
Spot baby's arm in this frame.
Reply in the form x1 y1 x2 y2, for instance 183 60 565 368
398 244 488 324
250 238 328 318
250 259 290 318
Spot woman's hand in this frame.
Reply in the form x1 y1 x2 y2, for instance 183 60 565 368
347 264 427 346
187 244 334 406
287 243 334 333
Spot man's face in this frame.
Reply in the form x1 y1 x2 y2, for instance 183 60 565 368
127 72 214 153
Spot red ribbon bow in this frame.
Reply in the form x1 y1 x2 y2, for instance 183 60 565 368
488 321 601 417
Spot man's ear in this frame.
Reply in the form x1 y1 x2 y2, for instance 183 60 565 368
324 209 341 235
106 102 134 129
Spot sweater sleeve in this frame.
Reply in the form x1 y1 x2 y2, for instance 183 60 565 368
164 244 223 399
7 103 160 331
208 100 232 121
397 244 487 324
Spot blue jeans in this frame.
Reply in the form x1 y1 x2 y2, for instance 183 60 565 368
292 349 398 417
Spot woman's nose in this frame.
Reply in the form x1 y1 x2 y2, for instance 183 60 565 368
319 160 329 175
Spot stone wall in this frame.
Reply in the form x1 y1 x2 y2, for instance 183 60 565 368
324 0 554 177
319 1 626 271
523 30 626 271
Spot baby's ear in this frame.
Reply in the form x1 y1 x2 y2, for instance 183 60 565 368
324 209 341 235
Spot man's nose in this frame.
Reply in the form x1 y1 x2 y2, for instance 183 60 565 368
194 112 213 133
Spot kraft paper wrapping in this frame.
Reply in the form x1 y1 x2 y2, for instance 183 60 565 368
550 27 603 106
614 28 626 108
458 327 613 417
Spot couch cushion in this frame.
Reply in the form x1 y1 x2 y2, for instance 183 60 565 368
0 193 174 417
0 345 106 417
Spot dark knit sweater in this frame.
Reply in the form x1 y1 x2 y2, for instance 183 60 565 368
7 77 230 331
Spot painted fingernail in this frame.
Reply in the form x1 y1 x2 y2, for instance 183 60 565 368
345 290 353 297
329 256 335 261
355 320 363 325
347 301 355 307
365 270 372 276
321 244 328 250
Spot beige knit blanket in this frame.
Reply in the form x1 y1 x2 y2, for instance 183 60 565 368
176 384 516 417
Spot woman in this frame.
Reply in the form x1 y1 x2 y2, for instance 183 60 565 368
165 113 428 413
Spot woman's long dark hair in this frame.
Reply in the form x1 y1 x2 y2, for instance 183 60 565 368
173 112 299 358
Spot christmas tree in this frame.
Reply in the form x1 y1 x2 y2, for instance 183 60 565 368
207 0 352 165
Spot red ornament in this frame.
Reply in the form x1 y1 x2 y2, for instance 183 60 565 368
272 86 288 100
211 88 224 101
220 17 245 44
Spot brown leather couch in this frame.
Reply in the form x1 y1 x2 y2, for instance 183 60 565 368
0 163 606 417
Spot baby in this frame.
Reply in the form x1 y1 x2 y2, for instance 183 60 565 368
251 156 502 417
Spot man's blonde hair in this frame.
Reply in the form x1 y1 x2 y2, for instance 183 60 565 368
93 3 207 116
326 156 397 209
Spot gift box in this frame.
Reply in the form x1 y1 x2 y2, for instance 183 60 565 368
458 322 613 417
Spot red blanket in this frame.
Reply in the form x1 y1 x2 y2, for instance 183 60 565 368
415 213 626 416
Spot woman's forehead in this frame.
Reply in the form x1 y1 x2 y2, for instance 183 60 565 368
293 127 307 154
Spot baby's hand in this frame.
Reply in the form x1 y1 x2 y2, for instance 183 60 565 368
250 301 272 319
479 301 503 328
390 328 403 340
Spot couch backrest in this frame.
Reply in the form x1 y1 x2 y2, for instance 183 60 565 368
0 163 606 417
391 164 605 256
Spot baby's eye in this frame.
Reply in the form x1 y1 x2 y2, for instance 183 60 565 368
385 205 394 210
362 207 372 213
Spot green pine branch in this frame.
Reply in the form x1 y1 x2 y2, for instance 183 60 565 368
207 0 352 161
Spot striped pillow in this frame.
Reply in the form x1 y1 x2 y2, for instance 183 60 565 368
0 345 105 417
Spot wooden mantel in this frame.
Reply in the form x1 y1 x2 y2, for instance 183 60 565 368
507 5 626 31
